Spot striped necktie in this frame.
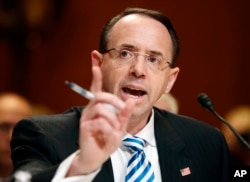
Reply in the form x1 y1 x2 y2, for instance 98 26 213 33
123 136 155 182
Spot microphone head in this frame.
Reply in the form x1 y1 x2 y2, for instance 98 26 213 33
197 93 214 111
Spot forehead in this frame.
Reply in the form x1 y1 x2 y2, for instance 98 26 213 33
107 14 173 56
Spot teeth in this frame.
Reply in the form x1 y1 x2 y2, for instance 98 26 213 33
127 87 141 91
123 87 146 97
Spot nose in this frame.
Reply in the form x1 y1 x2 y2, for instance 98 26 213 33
129 55 146 78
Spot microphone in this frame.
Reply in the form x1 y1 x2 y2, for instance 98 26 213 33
197 93 250 152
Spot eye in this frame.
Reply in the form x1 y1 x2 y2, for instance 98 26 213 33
148 56 160 64
118 49 133 59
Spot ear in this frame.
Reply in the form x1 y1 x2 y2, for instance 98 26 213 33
91 50 103 66
165 67 180 93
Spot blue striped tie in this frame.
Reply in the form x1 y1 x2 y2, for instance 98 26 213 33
123 136 155 182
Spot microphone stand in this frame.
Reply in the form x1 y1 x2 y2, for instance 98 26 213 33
208 106 250 152
197 93 250 152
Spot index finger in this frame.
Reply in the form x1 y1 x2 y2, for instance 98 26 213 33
90 57 102 93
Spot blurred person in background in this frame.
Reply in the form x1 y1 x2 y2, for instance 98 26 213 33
221 105 250 166
0 92 32 182
154 93 179 114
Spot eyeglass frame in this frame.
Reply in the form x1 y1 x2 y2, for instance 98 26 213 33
102 47 174 71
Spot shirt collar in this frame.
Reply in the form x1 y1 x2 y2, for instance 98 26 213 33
123 109 156 147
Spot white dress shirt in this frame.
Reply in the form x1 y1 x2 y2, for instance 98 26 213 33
52 109 161 182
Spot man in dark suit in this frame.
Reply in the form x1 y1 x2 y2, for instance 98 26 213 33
10 7 229 182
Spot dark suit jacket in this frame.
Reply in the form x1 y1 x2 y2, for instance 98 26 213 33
10 106 229 182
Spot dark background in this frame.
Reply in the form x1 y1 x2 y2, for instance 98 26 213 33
0 0 249 128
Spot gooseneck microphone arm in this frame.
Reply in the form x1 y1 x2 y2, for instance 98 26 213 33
197 93 250 152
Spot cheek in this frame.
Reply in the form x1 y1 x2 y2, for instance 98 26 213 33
102 73 116 92
148 78 166 102
153 74 168 90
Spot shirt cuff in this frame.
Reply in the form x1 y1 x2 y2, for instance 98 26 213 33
51 150 100 182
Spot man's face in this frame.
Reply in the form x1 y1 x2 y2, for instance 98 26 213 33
97 14 179 117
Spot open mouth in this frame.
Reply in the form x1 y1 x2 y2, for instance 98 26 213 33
122 87 147 97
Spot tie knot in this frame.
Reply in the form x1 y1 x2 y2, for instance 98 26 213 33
123 136 146 152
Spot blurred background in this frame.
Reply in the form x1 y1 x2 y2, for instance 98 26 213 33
0 0 249 128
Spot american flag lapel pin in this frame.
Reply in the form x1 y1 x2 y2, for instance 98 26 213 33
180 167 191 176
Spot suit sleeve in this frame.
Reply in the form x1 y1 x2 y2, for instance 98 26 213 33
10 119 60 182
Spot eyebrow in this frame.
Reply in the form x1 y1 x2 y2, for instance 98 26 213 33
118 44 165 57
118 44 136 50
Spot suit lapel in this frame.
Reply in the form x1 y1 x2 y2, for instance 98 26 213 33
154 109 193 182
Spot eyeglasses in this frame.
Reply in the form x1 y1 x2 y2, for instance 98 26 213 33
103 48 173 71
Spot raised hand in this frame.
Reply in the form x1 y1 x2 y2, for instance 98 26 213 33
67 58 135 176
